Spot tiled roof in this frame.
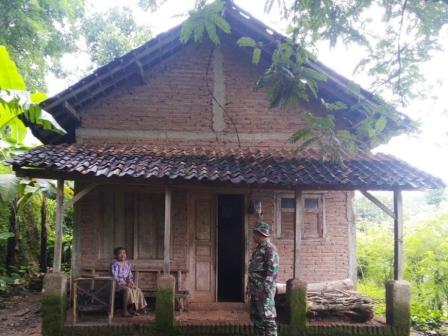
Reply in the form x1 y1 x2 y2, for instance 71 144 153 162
8 144 444 190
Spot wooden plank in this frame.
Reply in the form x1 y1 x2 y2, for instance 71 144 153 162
138 194 156 259
63 183 98 210
158 194 165 259
109 280 115 325
102 191 115 259
163 188 172 274
132 192 138 260
63 101 81 122
393 190 403 280
53 178 64 272
360 190 396 220
114 192 126 249
275 195 282 238
73 280 78 324
293 189 303 279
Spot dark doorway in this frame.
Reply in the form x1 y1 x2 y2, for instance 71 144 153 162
217 194 244 302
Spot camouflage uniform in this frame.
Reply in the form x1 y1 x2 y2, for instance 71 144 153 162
248 221 279 336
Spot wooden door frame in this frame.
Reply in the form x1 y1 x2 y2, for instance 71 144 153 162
188 190 216 302
215 192 247 302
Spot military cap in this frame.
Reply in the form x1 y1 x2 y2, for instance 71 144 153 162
253 220 270 237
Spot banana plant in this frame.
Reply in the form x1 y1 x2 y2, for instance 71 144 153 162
0 45 65 146
0 173 32 270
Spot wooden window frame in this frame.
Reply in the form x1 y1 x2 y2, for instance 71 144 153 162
275 192 326 240
97 186 171 263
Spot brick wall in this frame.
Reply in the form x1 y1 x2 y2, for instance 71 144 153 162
74 185 350 290
81 44 212 133
246 190 350 284
78 40 307 149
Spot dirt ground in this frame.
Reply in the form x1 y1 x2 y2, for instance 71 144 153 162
0 291 41 336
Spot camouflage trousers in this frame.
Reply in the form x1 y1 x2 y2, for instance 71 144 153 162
250 297 277 336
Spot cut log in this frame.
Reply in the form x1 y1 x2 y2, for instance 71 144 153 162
307 278 354 292
307 289 373 323
276 278 354 294
275 279 374 323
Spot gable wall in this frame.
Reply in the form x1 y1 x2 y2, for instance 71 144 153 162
77 41 306 149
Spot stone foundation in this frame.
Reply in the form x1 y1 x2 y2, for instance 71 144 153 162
386 280 411 332
155 274 175 333
42 272 68 336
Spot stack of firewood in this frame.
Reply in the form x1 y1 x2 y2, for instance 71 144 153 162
276 279 374 323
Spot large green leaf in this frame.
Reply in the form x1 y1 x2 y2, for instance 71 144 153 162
0 46 66 145
0 46 26 90
0 174 19 202
0 232 14 240
180 0 230 45
24 103 66 135
0 90 65 144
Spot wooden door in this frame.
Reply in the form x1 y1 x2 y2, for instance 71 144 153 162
189 193 216 302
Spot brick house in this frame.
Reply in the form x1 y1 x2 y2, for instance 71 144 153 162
9 1 443 332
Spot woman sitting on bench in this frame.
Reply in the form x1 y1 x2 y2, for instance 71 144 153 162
111 247 147 316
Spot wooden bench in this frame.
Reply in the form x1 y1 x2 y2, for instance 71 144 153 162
80 266 190 312
72 276 116 324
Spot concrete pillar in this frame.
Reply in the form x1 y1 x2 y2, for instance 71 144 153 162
386 280 411 331
156 274 176 331
42 272 68 336
286 279 307 333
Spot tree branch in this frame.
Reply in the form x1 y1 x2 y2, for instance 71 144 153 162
397 0 409 105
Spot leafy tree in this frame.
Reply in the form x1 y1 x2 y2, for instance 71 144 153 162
355 196 448 331
0 174 36 270
405 213 448 310
25 180 57 273
81 7 152 67
0 0 84 91
357 222 394 283
265 0 448 105
0 46 69 272
424 189 446 207
180 0 447 159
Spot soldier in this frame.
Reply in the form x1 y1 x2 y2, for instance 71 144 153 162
248 220 279 336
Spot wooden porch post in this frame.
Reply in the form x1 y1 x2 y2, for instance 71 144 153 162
53 178 64 272
293 189 303 279
164 188 172 274
393 189 403 280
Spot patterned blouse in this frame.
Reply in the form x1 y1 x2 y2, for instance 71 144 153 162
110 259 134 288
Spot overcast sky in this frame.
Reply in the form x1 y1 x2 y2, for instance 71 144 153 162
46 0 448 184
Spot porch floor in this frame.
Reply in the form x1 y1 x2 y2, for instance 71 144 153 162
65 303 386 327
177 302 251 325
65 302 251 326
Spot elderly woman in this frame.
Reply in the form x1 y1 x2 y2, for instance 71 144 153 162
111 247 147 316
